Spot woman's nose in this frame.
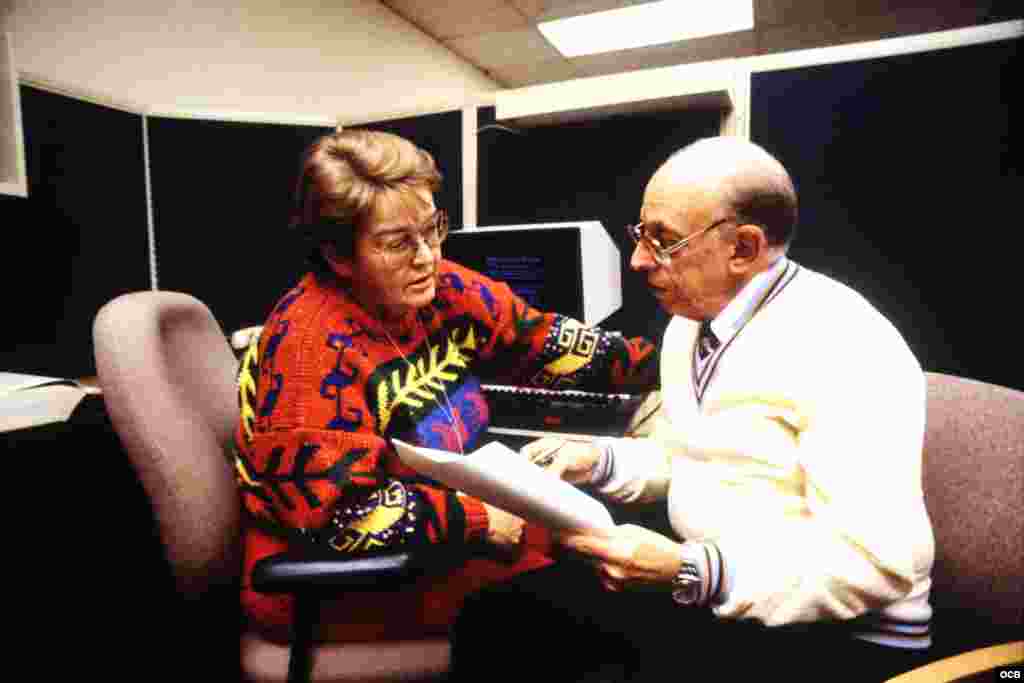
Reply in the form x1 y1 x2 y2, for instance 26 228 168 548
411 236 435 265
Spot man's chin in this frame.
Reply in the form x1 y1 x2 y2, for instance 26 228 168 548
649 290 688 317
649 286 672 306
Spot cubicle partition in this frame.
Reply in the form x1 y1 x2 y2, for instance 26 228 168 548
147 110 462 336
750 37 1021 391
477 104 722 342
357 109 464 233
0 89 174 678
147 116 332 335
480 32 1020 392
0 85 150 379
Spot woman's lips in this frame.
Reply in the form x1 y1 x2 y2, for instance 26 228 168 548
408 274 434 289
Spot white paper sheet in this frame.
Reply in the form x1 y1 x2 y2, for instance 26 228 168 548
0 372 67 393
392 439 615 537
0 373 99 432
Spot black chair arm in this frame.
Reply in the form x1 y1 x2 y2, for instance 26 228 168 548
250 546 456 683
251 550 437 594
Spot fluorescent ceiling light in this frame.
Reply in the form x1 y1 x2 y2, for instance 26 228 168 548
538 0 754 58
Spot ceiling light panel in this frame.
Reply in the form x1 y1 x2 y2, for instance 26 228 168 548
538 0 754 57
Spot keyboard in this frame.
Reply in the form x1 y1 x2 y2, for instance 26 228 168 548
481 384 646 439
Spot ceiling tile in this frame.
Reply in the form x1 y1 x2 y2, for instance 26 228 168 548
756 4 992 55
828 0 988 25
756 0 989 28
754 0 830 27
437 5 530 40
385 0 507 15
509 0 550 20
446 27 563 70
754 19 842 53
486 58 582 87
572 29 757 77
381 1 510 40
830 5 992 41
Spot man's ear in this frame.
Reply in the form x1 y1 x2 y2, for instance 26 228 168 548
729 224 767 273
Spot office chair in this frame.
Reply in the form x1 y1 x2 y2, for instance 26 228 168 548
886 372 1023 681
93 291 452 682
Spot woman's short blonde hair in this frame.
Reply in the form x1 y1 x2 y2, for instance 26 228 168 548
291 128 443 265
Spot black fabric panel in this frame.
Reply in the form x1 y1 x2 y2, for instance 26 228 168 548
477 107 722 342
0 86 150 378
149 113 460 336
1 88 179 675
751 38 1021 391
357 110 463 233
148 118 332 334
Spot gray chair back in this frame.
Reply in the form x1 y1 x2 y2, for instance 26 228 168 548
922 372 1023 627
94 291 242 597
94 291 451 681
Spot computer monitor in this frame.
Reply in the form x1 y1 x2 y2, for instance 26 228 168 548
443 222 621 326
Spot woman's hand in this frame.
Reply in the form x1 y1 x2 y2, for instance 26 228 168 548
482 501 526 551
559 524 683 592
230 325 264 351
520 437 603 485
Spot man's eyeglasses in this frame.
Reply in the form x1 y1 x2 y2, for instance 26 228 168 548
372 210 449 263
625 216 734 266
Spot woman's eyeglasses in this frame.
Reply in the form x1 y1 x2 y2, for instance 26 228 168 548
373 210 449 263
625 216 734 266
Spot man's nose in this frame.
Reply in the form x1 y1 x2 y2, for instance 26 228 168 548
630 241 656 271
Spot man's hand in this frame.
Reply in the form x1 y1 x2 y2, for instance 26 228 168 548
520 437 602 485
559 524 683 592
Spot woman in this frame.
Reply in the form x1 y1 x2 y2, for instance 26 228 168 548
234 128 658 644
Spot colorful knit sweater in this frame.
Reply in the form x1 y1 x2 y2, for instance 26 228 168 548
233 259 658 641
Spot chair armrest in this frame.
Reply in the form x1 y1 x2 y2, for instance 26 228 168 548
251 546 453 594
885 641 1023 682
251 546 461 683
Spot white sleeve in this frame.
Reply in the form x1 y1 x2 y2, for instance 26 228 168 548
593 431 672 504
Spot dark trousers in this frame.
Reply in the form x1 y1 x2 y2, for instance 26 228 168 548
450 561 939 683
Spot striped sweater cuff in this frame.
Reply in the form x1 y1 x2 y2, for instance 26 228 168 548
705 541 726 606
681 541 726 608
589 439 616 487
848 613 933 649
458 494 490 543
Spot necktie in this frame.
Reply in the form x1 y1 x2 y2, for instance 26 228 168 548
697 319 720 362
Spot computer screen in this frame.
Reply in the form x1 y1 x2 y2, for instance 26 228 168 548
443 222 621 326
444 226 585 321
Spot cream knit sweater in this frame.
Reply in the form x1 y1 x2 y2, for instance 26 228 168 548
601 264 935 647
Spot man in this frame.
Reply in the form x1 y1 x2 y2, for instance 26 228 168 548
513 136 936 681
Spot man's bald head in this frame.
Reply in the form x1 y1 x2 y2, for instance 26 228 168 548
648 136 798 248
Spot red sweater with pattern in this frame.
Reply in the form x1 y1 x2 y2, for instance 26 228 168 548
233 259 658 642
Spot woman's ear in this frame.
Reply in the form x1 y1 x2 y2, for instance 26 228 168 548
321 243 355 278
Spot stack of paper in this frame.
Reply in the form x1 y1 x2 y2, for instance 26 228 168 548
392 439 614 537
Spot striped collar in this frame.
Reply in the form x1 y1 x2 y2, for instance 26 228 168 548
708 255 789 349
692 257 798 405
